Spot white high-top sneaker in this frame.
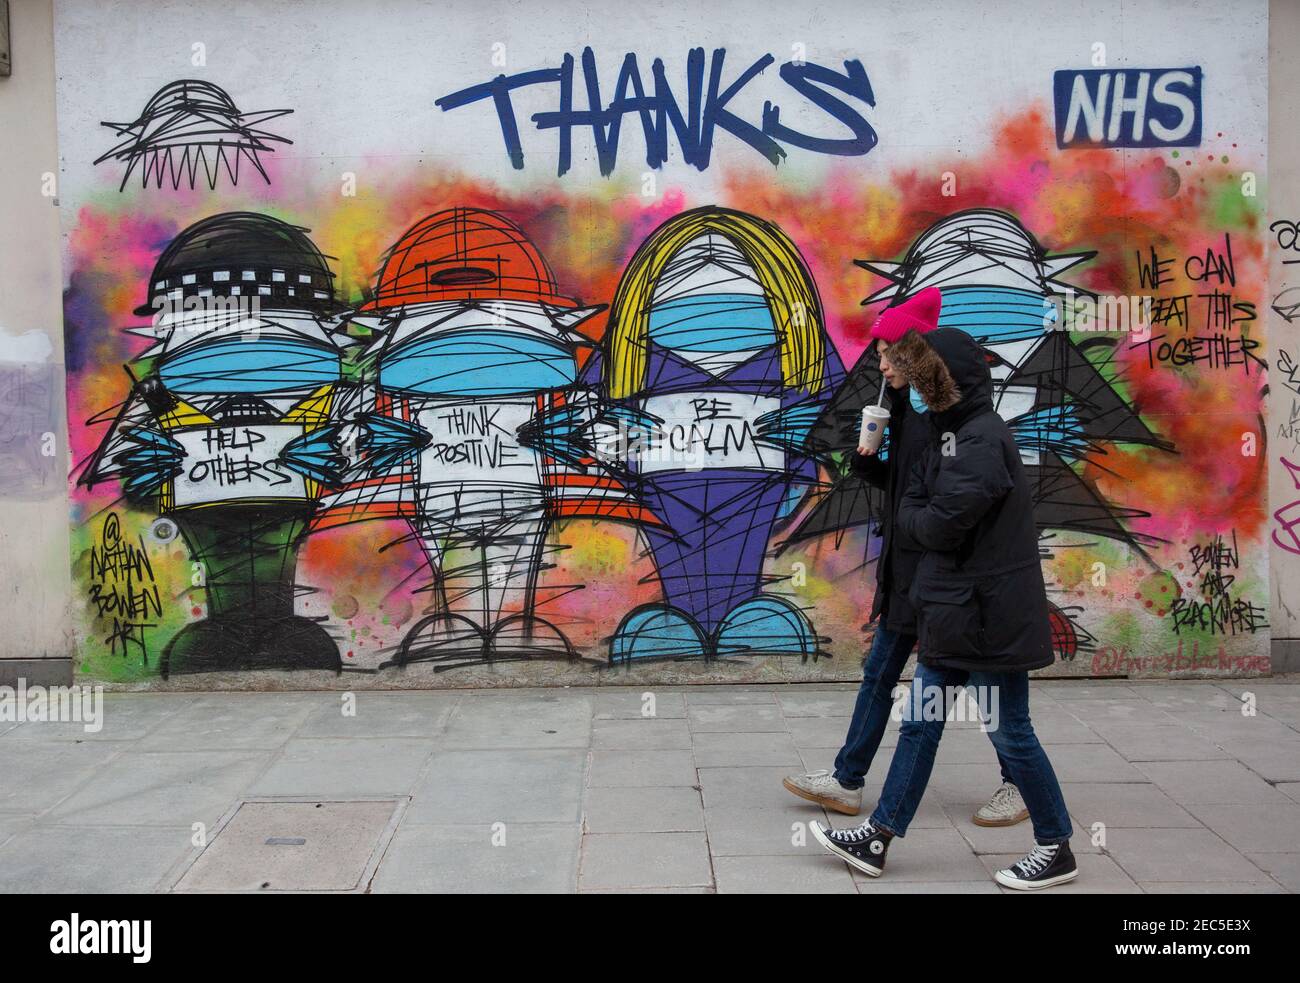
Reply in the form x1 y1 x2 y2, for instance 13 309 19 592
782 770 862 815
973 781 1030 827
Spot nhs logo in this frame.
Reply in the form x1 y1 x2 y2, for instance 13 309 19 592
1054 68 1202 148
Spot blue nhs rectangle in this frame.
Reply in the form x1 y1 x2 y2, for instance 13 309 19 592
1053 68 1202 148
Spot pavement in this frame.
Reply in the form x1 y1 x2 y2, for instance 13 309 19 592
1 677 1298 893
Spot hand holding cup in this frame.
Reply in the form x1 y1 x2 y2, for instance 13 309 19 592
858 404 890 456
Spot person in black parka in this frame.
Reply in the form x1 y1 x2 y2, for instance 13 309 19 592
783 292 1020 827
895 327 1055 672
812 327 1080 892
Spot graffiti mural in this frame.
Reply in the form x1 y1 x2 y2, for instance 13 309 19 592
312 207 622 670
55 0 1270 684
79 213 345 674
594 207 844 664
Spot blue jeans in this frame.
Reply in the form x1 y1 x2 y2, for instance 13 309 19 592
870 661 1073 844
833 626 1014 791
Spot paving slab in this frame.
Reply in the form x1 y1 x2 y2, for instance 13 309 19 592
1019 710 1104 744
592 717 693 750
579 831 712 890
1088 723 1231 761
1181 803 1300 853
294 692 457 738
775 690 859 717
1101 827 1263 883
0 825 193 893
692 731 803 768
699 766 810 811
1060 782 1204 829
687 703 787 733
406 748 586 825
1243 852 1300 891
1257 704 1300 726
588 748 697 787
786 715 863 748
592 689 686 720
714 853 857 893
1035 683 1144 701
583 786 704 833
1125 682 1251 711
3 693 196 742
1043 743 1151 782
439 692 592 748
705 803 827 857
136 694 316 751
371 823 580 893
1139 881 1286 893
857 879 1001 894
685 688 779 705
1212 740 1300 783
50 749 270 827
0 740 122 812
1134 759 1292 805
0 814 35 851
249 738 434 797
1175 709 1299 744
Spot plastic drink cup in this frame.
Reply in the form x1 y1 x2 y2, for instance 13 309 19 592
859 404 890 453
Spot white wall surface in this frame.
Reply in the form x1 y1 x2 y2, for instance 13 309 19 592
0 0 73 676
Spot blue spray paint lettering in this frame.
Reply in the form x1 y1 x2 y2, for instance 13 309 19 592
437 47 877 175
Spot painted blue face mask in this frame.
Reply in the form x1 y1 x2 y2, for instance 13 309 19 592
159 337 340 394
379 329 576 397
936 285 1058 344
647 293 778 353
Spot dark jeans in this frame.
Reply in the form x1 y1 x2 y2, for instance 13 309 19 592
833 626 1014 791
870 661 1073 844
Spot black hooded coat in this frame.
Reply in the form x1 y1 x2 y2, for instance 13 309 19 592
848 382 930 635
891 328 1055 673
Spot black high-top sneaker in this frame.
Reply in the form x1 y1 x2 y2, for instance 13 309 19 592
994 840 1079 890
811 819 892 877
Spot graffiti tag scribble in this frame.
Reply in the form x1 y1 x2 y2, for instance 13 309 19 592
1270 219 1300 264
87 512 162 660
1272 286 1300 323
1276 350 1300 396
95 79 292 191
1272 458 1300 556
1170 530 1267 635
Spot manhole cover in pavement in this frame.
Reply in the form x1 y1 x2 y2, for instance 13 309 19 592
174 800 401 892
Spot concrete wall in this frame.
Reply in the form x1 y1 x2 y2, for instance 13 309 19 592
1269 0 1300 672
1 0 1292 687
0 0 71 685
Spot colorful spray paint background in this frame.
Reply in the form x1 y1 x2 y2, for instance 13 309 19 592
64 105 1270 683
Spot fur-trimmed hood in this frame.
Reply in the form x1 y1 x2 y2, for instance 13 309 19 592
885 327 993 417
885 329 960 411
